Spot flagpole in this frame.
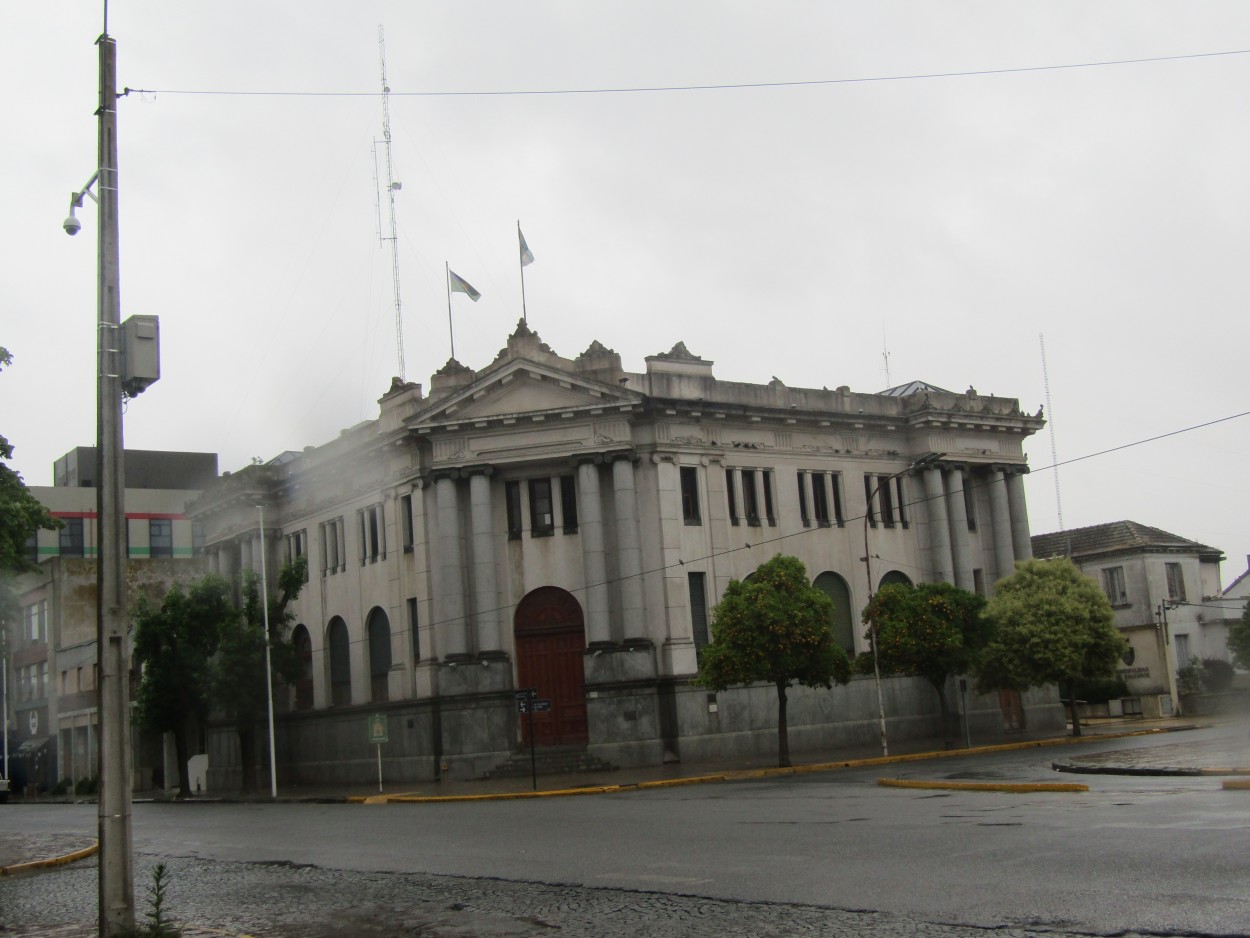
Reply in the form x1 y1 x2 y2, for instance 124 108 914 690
445 261 456 361
518 219 528 325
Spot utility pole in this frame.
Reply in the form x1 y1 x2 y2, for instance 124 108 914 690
95 23 134 936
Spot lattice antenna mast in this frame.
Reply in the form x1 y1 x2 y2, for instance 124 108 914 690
1039 333 1064 530
376 25 406 380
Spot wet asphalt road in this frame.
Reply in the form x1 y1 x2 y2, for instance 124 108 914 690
3 722 1249 937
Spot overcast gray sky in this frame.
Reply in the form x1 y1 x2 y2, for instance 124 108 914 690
4 2 1248 585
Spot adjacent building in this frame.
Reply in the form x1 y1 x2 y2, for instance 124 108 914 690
1032 520 1230 717
6 449 215 792
191 323 1057 788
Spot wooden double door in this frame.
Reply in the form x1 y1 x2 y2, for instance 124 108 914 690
514 587 589 747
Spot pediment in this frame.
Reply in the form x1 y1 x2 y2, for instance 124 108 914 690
408 359 641 429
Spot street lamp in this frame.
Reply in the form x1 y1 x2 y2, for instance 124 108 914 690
65 23 134 935
862 452 944 757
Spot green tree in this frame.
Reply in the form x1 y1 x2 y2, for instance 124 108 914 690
696 554 852 767
976 558 1126 737
209 557 306 793
1228 600 1250 672
861 582 990 747
132 575 232 796
0 347 61 637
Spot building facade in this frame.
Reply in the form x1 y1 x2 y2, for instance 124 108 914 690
191 324 1056 788
6 450 214 792
1032 520 1230 717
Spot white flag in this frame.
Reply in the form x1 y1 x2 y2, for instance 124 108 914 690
448 269 480 301
519 227 535 268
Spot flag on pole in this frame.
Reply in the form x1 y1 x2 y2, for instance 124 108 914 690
519 227 535 268
448 269 480 301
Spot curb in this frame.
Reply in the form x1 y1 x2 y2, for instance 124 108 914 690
0 841 99 877
361 725 1198 804
877 777 1088 793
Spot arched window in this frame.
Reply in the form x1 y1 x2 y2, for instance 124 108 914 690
813 572 856 656
367 607 392 703
292 624 313 711
327 617 351 707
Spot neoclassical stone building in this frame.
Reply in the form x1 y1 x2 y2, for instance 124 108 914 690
190 323 1056 787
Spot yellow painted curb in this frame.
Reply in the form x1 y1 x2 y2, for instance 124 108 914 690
382 784 623 804
877 778 1088 793
0 841 99 876
1222 779 1250 790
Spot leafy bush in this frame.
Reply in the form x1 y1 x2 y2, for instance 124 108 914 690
1199 657 1235 693
1177 661 1204 695
51 778 70 796
74 776 99 796
1073 675 1130 704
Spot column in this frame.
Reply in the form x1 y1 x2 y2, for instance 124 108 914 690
945 467 974 591
988 468 1015 583
612 457 644 640
208 546 220 576
240 535 253 575
1006 470 1033 562
435 475 468 658
468 471 500 654
729 468 745 526
578 460 611 645
923 467 954 584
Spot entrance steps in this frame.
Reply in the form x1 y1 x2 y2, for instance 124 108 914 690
485 746 618 780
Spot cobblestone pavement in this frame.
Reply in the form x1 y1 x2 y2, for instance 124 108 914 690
0 852 1211 938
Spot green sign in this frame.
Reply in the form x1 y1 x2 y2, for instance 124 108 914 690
368 714 388 744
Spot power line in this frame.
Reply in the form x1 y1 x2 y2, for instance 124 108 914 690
124 48 1250 99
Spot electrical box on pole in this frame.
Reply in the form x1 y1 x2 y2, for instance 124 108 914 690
121 314 160 397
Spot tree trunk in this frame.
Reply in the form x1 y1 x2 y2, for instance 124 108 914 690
931 679 955 749
237 723 258 794
173 725 191 798
775 680 791 768
1068 682 1082 737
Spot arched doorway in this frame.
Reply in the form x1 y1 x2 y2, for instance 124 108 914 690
366 607 391 703
292 625 313 711
326 617 351 707
879 570 913 590
813 572 855 656
514 587 588 747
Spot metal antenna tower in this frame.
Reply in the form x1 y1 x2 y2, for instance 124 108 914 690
375 25 406 380
1039 333 1064 530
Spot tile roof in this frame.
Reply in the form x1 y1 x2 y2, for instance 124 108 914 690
1031 520 1223 562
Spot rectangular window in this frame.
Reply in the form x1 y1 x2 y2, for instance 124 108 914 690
23 532 37 565
26 604 38 641
285 529 306 564
831 473 845 527
741 469 760 527
408 597 420 662
1165 562 1187 602
797 472 810 527
400 494 414 551
878 476 896 528
680 466 701 524
812 473 831 527
688 572 710 649
963 476 977 530
762 470 776 526
894 477 908 527
726 469 739 526
972 568 985 597
560 475 578 534
864 474 878 528
59 518 85 557
505 481 523 540
319 517 344 576
355 504 384 564
529 478 554 537
192 521 206 556
1102 566 1128 605
149 518 173 558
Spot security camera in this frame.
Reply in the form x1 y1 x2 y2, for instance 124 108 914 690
63 214 82 236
